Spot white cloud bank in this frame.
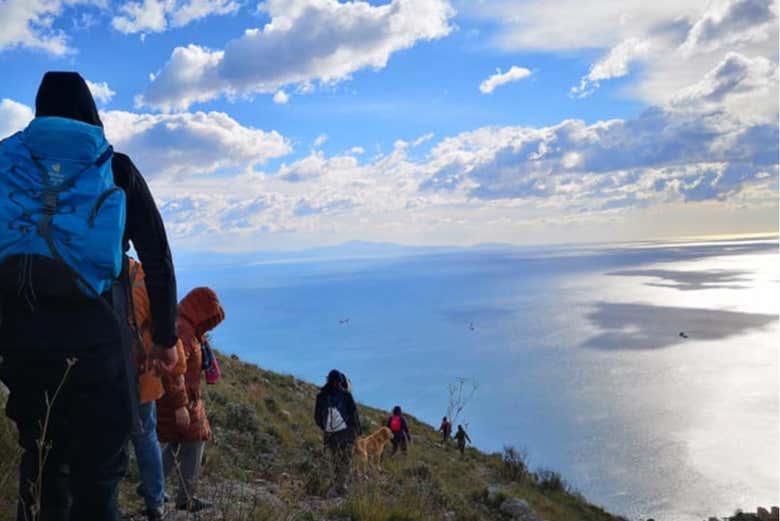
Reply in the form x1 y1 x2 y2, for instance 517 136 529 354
137 0 456 111
463 0 778 118
0 0 100 55
112 0 239 34
479 66 532 94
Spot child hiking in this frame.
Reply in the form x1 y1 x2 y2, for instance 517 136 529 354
439 416 452 444
127 259 187 521
314 370 361 497
387 406 411 455
157 287 225 513
454 425 471 456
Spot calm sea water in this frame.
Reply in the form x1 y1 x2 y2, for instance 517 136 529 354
178 239 779 520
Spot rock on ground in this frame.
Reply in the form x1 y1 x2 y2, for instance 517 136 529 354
500 497 545 521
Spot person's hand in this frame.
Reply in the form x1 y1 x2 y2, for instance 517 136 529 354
174 406 190 430
150 344 178 374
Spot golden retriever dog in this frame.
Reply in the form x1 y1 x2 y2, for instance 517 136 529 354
354 426 393 477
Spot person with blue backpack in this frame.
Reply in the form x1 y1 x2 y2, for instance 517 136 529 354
0 72 179 521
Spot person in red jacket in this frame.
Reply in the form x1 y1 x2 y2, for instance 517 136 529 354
156 287 225 513
439 416 452 444
387 405 411 455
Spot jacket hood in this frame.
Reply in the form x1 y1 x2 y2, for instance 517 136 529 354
35 71 102 127
178 287 225 338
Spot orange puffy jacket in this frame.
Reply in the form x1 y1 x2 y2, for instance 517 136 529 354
128 259 185 405
156 287 225 443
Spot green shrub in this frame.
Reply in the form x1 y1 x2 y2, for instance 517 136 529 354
225 402 260 433
501 445 529 482
536 468 568 492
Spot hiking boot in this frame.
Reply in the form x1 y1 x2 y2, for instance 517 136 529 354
176 497 213 512
136 484 170 504
145 506 165 521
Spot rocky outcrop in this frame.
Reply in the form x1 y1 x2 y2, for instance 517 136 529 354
499 497 545 521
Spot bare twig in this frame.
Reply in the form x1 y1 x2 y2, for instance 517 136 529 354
28 357 77 521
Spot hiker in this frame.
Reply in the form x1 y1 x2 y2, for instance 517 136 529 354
454 425 471 456
387 406 411 456
157 287 225 513
314 369 361 496
439 416 452 444
0 72 178 521
128 259 188 521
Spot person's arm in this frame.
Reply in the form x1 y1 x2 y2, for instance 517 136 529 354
314 394 325 430
347 393 361 434
466 433 472 443
114 153 177 349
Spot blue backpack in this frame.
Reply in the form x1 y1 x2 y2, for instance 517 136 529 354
0 116 126 298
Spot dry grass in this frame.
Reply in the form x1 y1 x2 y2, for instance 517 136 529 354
3 352 623 521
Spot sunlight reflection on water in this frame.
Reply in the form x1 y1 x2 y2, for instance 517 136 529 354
184 240 779 521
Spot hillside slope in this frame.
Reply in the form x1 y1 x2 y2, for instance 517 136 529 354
1 353 624 521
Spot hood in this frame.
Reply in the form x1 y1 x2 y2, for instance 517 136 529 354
35 71 102 127
178 287 225 339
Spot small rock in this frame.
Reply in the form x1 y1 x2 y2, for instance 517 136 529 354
280 409 292 418
499 497 544 521
486 485 503 503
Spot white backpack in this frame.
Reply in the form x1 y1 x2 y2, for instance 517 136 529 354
325 396 348 433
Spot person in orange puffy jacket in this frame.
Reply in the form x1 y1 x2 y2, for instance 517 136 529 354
127 259 187 521
156 287 225 513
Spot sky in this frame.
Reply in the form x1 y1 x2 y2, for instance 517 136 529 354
0 0 777 252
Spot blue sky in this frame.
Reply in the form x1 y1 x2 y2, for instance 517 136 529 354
0 0 777 252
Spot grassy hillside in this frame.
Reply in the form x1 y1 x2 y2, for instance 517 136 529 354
1 354 625 521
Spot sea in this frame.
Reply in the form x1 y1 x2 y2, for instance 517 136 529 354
177 237 779 521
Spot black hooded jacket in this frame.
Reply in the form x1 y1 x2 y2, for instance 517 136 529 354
315 384 361 442
0 72 178 351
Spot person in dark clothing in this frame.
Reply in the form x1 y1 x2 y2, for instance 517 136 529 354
439 416 452 444
387 405 411 456
0 72 178 521
454 425 471 457
314 369 361 496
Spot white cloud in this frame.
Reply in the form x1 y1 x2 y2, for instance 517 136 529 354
272 90 290 104
3 43 775 250
670 52 778 116
138 0 456 110
462 0 778 120
112 0 238 34
0 98 34 138
479 66 532 94
313 134 328 147
680 0 775 55
0 0 99 55
101 109 292 179
570 38 650 98
86 79 116 104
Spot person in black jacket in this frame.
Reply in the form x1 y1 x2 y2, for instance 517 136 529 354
314 369 360 496
0 72 179 521
454 425 471 457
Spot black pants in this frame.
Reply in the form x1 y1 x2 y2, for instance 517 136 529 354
391 435 407 455
0 351 131 521
324 433 354 493
457 440 466 455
